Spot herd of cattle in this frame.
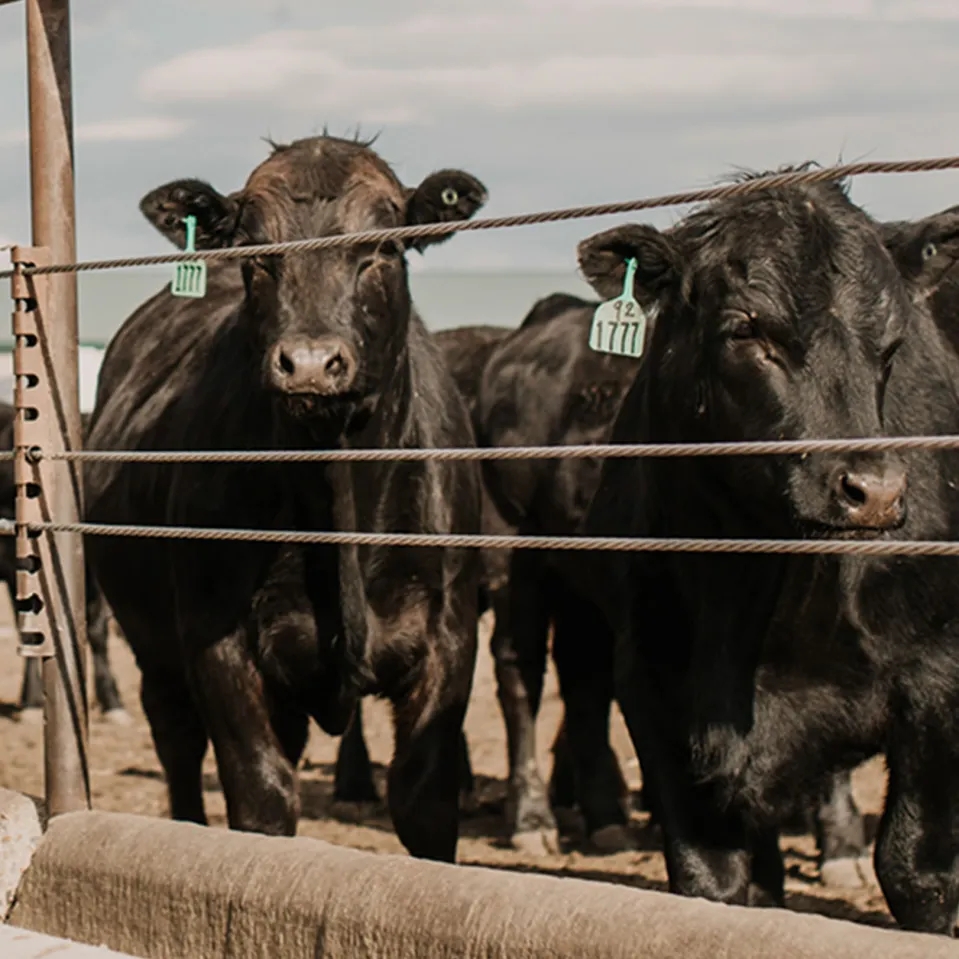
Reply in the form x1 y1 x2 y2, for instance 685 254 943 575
6 135 959 936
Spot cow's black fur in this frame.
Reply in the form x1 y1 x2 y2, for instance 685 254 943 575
575 172 959 932
86 135 487 861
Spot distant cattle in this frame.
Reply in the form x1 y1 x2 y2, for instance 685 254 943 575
85 134 487 861
475 294 642 852
0 401 125 722
575 171 959 933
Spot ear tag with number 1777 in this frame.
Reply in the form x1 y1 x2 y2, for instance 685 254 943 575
588 257 649 358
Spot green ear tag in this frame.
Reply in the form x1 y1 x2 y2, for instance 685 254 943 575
588 257 648 358
171 215 207 298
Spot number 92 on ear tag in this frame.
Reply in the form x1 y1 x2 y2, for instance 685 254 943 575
589 296 647 358
588 256 649 359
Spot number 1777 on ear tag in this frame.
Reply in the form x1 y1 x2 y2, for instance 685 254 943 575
588 257 648 359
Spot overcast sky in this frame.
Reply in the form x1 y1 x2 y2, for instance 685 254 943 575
2 0 959 271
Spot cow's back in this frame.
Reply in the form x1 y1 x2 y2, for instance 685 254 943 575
86 264 248 517
477 297 638 533
433 325 509 418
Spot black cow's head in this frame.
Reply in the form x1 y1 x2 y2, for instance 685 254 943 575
139 135 487 426
578 172 959 537
880 205 959 357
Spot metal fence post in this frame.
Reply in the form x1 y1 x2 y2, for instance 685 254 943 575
11 248 89 815
18 0 89 816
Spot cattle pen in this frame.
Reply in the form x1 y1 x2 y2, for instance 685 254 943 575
3 1 959 957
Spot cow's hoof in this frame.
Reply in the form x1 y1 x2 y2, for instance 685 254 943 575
102 708 132 727
820 855 876 888
18 707 43 726
511 828 560 856
589 824 636 854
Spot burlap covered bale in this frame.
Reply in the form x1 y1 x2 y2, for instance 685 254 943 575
10 811 959 959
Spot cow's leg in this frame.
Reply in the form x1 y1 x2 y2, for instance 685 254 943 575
387 582 477 863
333 701 472 808
749 827 786 906
87 579 128 721
188 628 299 836
816 769 871 888
140 665 208 824
457 725 476 809
875 721 959 935
20 574 127 721
552 584 632 853
614 615 752 902
266 689 309 769
334 706 379 803
389 695 468 862
499 551 558 854
548 717 576 810
658 771 753 903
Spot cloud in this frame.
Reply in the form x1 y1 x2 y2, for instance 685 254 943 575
526 0 959 18
0 116 188 148
141 42 833 115
7 0 959 270
76 116 190 143
137 7 959 126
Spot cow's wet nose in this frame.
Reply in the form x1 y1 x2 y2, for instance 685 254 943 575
833 462 906 529
269 337 357 396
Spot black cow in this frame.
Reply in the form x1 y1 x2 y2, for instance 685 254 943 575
0 401 125 721
479 293 871 870
85 134 487 861
475 294 642 852
574 172 959 933
881 205 959 352
138 178 521 842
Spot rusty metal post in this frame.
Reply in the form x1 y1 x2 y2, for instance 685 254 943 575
18 0 89 816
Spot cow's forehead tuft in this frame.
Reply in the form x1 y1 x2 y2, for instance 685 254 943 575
244 135 404 205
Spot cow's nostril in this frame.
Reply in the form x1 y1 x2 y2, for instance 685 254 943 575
278 351 295 376
839 473 867 506
325 353 345 377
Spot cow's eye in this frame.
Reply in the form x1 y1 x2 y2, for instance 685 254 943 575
727 311 759 340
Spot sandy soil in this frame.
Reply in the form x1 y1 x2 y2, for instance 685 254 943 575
0 594 893 930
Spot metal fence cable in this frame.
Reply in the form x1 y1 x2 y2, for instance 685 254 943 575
4 518 959 557
30 433 959 464
5 155 959 278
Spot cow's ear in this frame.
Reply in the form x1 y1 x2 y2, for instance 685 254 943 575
139 179 239 249
881 207 959 292
405 169 488 252
577 224 679 303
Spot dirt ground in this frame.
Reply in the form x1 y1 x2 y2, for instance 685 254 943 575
0 593 894 930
